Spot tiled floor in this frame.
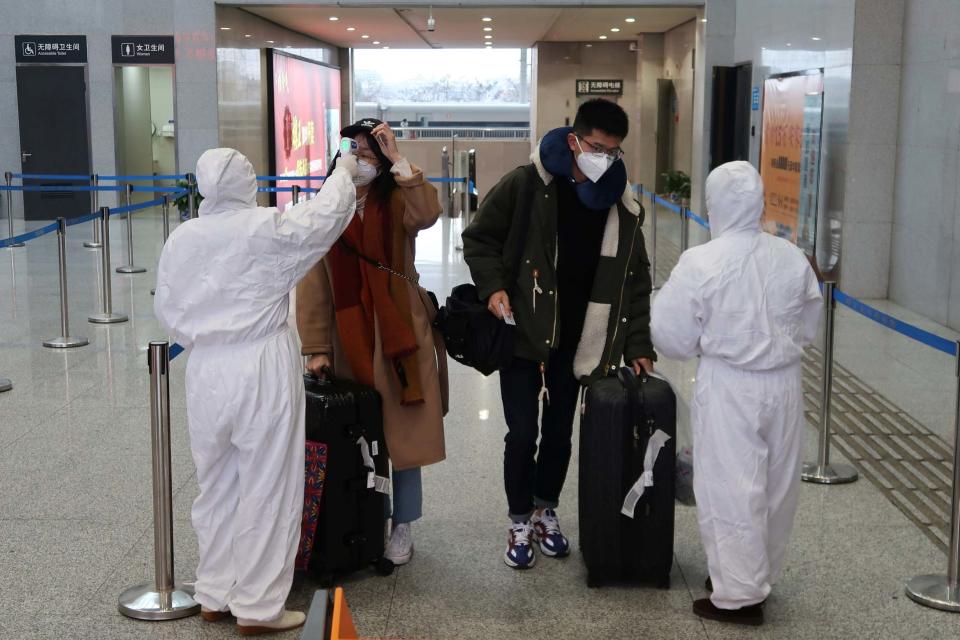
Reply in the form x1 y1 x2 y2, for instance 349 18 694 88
1 208 958 639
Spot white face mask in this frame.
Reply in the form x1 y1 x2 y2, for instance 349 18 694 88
352 159 380 187
575 137 615 183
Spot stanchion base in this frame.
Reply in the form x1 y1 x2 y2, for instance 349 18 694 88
89 312 129 324
5 243 25 249
801 462 859 484
116 266 147 274
905 575 960 612
0 378 11 393
118 583 200 621
83 241 102 249
43 336 90 349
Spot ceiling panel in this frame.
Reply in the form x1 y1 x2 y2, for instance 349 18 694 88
238 5 701 49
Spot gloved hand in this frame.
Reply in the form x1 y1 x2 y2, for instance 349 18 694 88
334 153 359 179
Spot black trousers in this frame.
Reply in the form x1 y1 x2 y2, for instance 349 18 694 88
499 349 581 521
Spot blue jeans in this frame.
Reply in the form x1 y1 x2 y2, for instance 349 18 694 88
384 466 422 525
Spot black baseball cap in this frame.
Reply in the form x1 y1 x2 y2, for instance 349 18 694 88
340 118 382 138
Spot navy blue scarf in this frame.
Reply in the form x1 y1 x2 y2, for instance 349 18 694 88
539 126 626 210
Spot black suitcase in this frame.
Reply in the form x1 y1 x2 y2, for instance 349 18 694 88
303 371 394 585
578 367 676 588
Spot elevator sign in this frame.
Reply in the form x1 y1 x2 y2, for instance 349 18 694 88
576 79 624 96
111 36 175 64
15 35 87 63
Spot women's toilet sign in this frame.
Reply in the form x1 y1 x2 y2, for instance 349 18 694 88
111 36 175 64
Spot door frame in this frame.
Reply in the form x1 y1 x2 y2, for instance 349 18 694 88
111 62 180 182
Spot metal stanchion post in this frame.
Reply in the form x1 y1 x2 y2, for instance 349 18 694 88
84 174 102 249
117 184 146 274
119 342 200 621
0 377 11 393
187 173 198 219
679 205 689 253
802 281 858 484
43 218 89 348
151 197 171 297
292 184 301 205
90 207 128 324
905 340 960 612
4 171 25 248
441 147 452 217
646 187 659 291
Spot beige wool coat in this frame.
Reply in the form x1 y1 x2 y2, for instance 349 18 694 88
296 164 448 470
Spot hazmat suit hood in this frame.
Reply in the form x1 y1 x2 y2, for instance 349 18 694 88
196 148 258 216
704 161 764 239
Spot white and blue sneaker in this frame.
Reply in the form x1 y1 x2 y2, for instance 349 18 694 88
531 509 570 558
504 522 536 569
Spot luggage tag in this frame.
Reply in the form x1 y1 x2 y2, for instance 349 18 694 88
621 429 672 518
375 476 391 495
499 302 517 326
371 440 379 457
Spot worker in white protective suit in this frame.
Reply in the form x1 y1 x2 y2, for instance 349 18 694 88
650 161 822 627
154 148 357 635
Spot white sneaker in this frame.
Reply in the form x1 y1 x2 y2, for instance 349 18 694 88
236 610 306 636
385 522 414 565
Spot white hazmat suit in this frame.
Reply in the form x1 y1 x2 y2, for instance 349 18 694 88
154 148 356 621
650 161 822 609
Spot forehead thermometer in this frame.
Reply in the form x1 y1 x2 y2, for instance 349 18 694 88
340 138 358 156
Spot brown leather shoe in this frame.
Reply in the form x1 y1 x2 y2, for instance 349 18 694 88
693 598 764 626
201 608 231 622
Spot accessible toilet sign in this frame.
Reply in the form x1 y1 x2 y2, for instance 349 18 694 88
576 79 624 96
15 35 87 63
112 36 175 64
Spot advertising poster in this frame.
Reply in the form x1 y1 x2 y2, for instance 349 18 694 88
759 71 824 253
271 51 341 211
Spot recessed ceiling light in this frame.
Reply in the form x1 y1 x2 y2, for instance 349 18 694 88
382 46 389 49
811 36 822 41
219 27 231 31
611 28 621 32
599 35 608 40
244 34 252 38
786 42 792 47
483 27 493 32
482 17 493 22
701 18 708 23
347 27 356 32
266 40 275 44
373 41 380 45
484 35 492 39
585 43 593 48
329 16 339 21
362 34 370 39
625 18 636 23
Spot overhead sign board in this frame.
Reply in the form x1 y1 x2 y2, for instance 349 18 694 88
15 35 87 63
112 36 176 64
576 79 624 96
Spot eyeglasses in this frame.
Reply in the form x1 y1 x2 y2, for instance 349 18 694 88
576 135 624 161
355 151 380 165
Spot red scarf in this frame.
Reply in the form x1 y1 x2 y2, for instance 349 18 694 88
327 195 424 405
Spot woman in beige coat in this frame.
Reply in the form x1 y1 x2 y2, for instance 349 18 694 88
296 118 447 566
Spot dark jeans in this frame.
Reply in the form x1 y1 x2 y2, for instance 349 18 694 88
499 349 581 522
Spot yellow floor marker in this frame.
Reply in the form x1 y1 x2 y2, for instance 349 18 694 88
330 587 359 640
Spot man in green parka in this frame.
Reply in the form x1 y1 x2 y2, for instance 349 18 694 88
462 99 656 570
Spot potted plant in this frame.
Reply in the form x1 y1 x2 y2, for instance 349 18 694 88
661 170 691 204
174 180 203 221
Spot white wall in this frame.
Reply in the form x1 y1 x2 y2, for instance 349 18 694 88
663 20 697 176
149 67 176 177
889 0 960 330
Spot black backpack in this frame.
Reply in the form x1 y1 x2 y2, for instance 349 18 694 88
434 164 538 376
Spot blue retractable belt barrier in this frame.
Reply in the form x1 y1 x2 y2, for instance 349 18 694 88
427 177 468 184
653 194 683 214
0 185 124 193
0 221 60 248
99 174 186 181
65 211 102 227
259 186 294 193
129 185 185 193
110 197 167 217
832 289 958 357
686 210 710 230
257 175 326 182
12 173 92 180
169 343 185 361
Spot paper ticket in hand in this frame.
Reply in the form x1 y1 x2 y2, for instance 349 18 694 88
500 302 517 326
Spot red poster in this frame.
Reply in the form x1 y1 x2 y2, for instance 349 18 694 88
272 52 341 211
